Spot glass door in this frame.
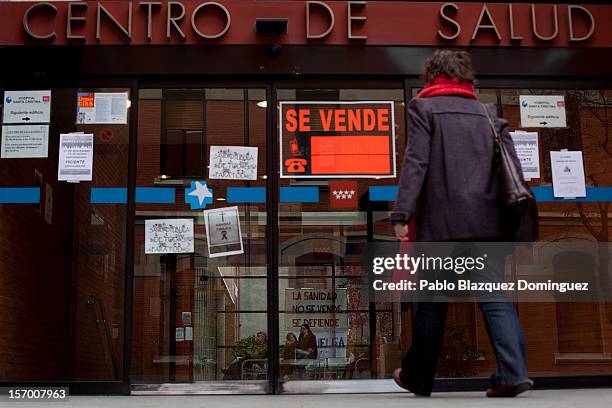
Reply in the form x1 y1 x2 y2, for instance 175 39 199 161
274 83 407 392
131 87 270 393
0 86 131 385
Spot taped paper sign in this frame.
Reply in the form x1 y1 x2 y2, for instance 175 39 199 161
550 150 587 198
145 218 194 254
185 326 193 341
209 146 258 180
77 92 128 124
509 131 540 180
1 125 49 158
58 133 93 182
203 206 243 258
175 327 185 342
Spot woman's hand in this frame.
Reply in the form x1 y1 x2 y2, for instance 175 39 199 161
394 224 410 241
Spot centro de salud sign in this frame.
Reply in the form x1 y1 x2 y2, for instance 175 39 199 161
1 1 607 47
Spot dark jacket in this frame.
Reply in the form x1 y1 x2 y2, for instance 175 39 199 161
298 333 318 359
391 96 521 242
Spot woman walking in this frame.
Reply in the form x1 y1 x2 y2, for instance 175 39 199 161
391 50 533 398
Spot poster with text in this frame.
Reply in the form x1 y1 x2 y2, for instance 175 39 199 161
209 145 258 180
145 218 194 254
550 151 587 198
280 101 396 178
1 124 49 158
3 90 51 124
284 288 348 358
203 206 243 258
285 288 348 331
77 92 128 124
519 95 566 128
185 326 193 341
509 131 540 180
57 133 93 182
175 327 185 342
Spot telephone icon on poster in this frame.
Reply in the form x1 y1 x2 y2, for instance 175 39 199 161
285 158 307 173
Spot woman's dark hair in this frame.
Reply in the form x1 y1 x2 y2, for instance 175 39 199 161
420 50 475 83
300 323 311 334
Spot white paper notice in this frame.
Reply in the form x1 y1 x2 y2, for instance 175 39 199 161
204 206 244 258
3 90 52 124
77 92 128 124
145 218 195 254
58 133 94 182
509 131 540 180
519 95 567 128
44 183 53 225
175 327 185 342
550 151 587 198
185 326 193 341
209 146 258 180
1 125 49 158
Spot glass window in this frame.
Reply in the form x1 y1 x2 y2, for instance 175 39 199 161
131 88 268 384
407 87 612 379
276 86 406 382
0 87 130 381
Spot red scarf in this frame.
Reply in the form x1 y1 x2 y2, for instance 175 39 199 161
417 76 477 100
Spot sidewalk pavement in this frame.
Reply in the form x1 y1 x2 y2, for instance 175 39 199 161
3 388 612 408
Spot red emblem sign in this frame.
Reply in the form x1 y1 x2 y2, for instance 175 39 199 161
329 181 359 209
99 127 114 142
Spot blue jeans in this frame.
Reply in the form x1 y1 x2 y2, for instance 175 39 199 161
400 300 529 395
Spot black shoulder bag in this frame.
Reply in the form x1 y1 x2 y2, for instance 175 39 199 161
483 104 539 242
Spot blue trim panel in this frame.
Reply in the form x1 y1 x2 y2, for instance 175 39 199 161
136 187 175 204
91 187 176 204
369 185 612 203
532 186 612 202
369 186 398 202
280 187 319 203
227 187 266 203
0 187 40 203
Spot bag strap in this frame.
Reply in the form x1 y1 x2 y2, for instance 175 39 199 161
481 103 502 144
481 103 502 164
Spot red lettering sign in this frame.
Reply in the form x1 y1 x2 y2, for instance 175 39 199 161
280 101 396 178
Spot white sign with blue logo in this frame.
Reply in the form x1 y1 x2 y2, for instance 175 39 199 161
519 95 566 128
185 181 213 210
3 90 52 124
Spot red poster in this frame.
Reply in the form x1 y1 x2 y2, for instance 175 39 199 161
329 181 359 209
280 101 396 178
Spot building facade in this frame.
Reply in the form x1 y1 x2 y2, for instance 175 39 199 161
1 0 612 395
